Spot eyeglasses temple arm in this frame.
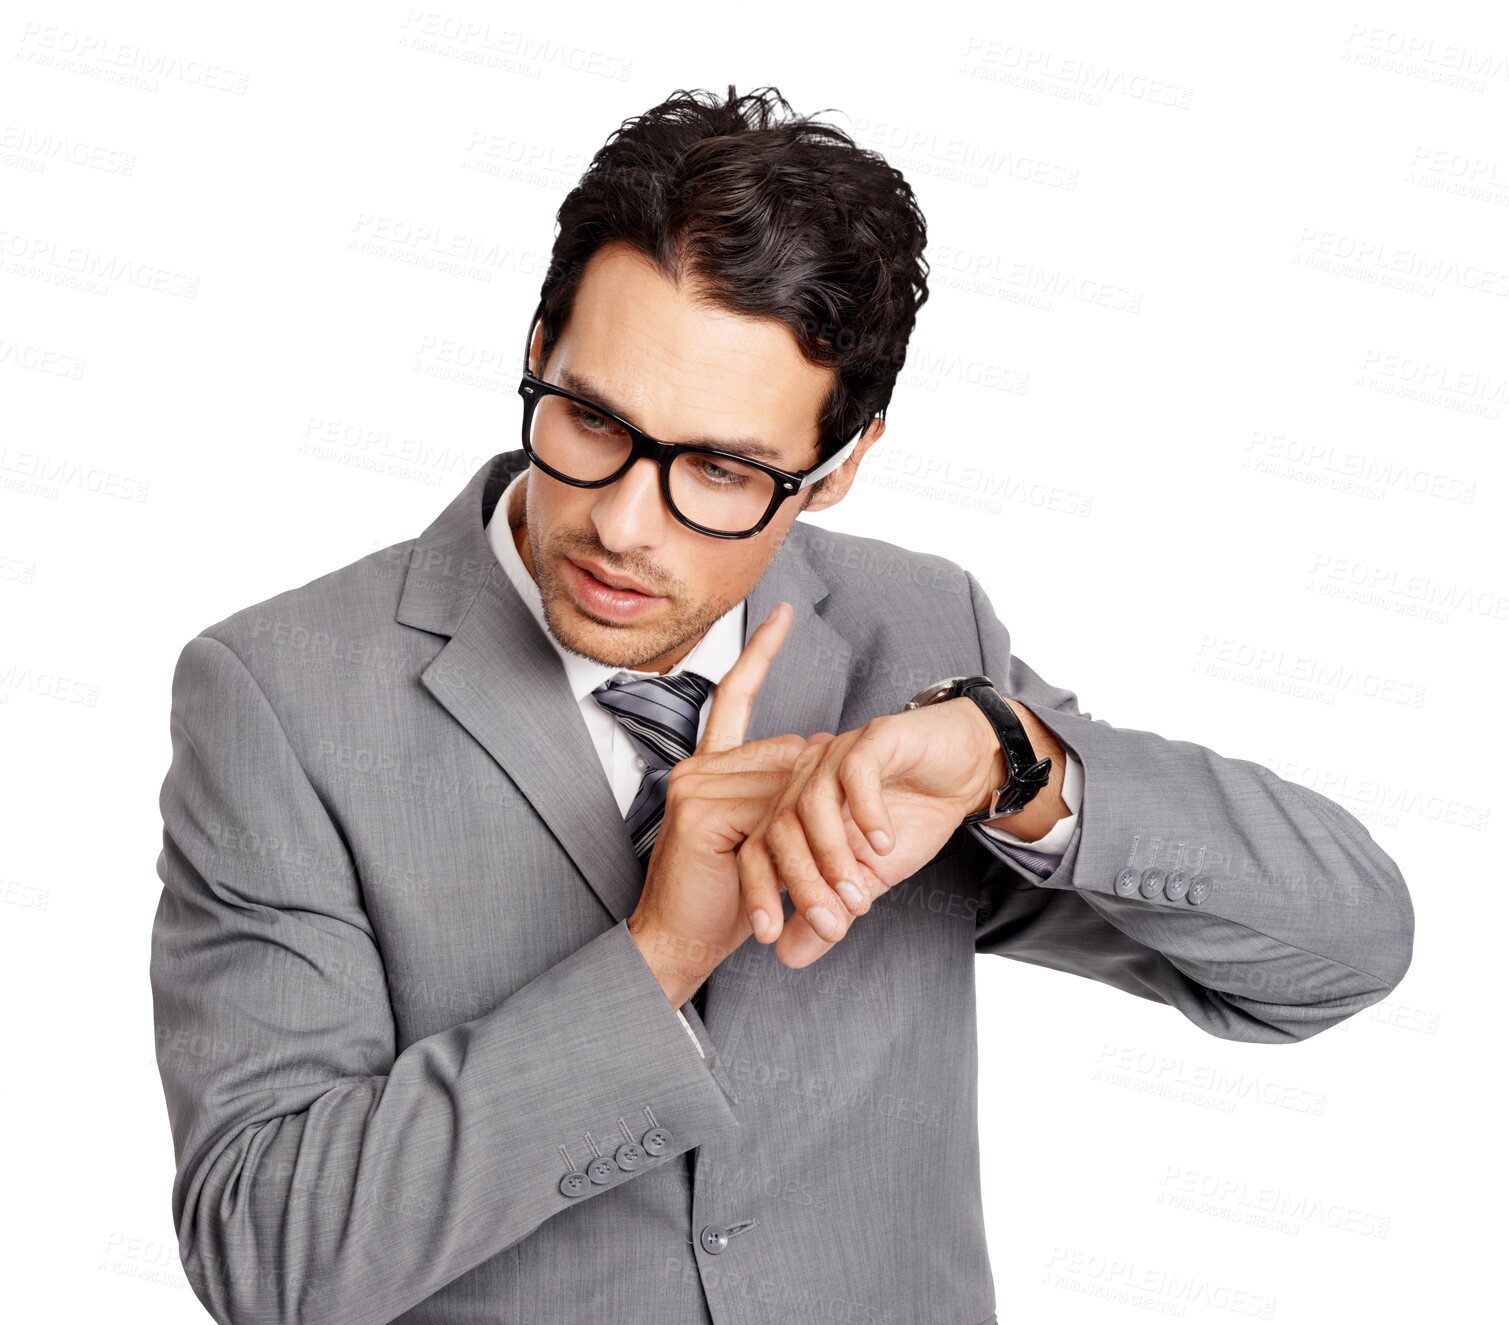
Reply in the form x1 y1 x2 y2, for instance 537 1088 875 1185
795 425 867 489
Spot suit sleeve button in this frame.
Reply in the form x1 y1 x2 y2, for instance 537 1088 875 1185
1163 870 1190 901
641 1126 672 1155
559 1172 589 1198
1188 874 1213 905
1113 867 1140 896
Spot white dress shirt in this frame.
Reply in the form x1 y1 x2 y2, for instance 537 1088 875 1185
483 467 1084 1051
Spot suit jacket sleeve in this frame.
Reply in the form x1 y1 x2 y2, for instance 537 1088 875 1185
149 635 739 1325
958 570 1415 1044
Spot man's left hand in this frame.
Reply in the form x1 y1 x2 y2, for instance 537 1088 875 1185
735 697 1010 970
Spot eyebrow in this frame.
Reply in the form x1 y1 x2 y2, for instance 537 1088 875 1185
556 368 788 463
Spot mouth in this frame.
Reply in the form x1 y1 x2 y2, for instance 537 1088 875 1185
568 557 659 597
563 556 665 618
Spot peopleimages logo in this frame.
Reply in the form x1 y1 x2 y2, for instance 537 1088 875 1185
1093 1043 1329 1117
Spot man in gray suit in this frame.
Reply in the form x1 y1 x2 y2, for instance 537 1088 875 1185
150 86 1414 1324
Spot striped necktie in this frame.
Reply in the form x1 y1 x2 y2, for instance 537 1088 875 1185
591 670 715 867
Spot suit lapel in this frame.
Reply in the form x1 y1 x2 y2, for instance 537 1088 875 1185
395 452 852 947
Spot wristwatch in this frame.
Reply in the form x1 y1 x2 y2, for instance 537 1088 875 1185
902 674 1052 825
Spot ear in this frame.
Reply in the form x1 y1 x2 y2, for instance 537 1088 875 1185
802 417 886 513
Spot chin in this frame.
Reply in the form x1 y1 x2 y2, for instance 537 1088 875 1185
542 595 647 664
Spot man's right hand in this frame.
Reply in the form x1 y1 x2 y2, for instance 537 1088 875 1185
627 601 832 1007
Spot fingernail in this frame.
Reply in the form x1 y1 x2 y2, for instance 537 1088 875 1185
836 880 863 911
867 829 892 852
806 905 839 939
751 908 770 939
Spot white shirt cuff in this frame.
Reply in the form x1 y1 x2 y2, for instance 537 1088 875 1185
975 746 1083 855
674 1007 705 1057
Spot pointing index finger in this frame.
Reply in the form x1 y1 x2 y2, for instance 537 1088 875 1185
696 601 793 756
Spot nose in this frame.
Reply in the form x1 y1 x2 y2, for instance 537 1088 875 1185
591 457 672 552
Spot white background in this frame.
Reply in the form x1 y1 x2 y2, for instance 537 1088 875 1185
2 1 1503 1320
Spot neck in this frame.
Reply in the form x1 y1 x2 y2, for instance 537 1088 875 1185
508 476 532 580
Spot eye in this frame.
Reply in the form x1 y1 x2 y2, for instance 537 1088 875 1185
690 456 753 487
568 404 615 434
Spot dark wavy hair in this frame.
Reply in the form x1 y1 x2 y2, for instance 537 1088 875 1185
533 84 929 495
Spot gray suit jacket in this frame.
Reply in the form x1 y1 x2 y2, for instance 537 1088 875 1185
149 449 1414 1324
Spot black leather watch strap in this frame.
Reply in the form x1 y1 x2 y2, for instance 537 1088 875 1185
952 676 1053 824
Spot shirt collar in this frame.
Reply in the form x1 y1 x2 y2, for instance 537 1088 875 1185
484 466 746 702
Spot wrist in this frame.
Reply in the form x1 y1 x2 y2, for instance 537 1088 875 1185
973 733 1009 818
627 913 705 1008
961 698 1008 817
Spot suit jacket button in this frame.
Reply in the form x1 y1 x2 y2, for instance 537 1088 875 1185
1113 868 1140 896
1139 868 1165 898
641 1125 672 1155
559 1172 589 1198
615 1141 645 1171
1163 870 1190 901
1188 874 1213 905
700 1225 729 1254
586 1156 618 1184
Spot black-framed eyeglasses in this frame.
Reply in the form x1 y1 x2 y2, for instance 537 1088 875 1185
516 301 872 539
